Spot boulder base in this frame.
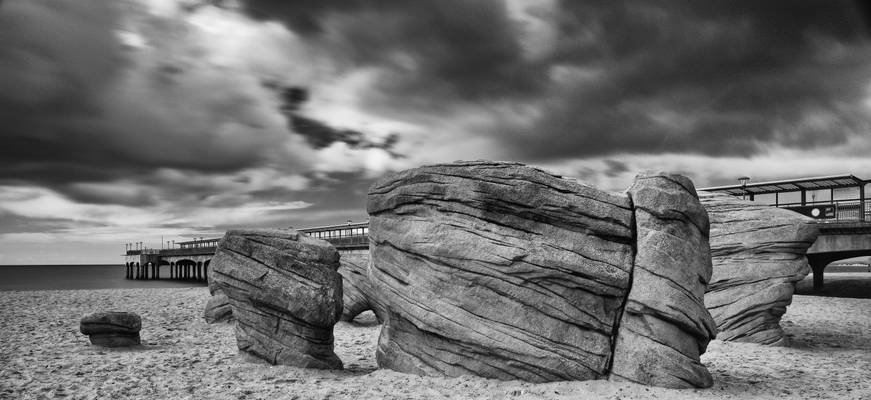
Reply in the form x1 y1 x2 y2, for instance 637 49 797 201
80 311 141 347
209 229 344 369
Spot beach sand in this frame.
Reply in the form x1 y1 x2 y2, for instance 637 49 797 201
1 283 869 399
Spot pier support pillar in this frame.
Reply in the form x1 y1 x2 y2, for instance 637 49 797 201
807 254 836 290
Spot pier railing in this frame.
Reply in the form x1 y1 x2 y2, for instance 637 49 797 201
779 198 869 222
159 246 218 256
322 234 369 249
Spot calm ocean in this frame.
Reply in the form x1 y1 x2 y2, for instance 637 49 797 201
0 265 207 291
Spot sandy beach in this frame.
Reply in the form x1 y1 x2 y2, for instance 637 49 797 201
1 282 869 400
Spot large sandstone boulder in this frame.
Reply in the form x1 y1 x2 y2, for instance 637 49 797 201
369 161 634 382
699 192 819 345
367 161 716 388
209 229 344 369
338 252 385 322
80 311 141 347
610 173 716 388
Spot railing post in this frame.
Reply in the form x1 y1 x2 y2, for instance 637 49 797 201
860 184 866 222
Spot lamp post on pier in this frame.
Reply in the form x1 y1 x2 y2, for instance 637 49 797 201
738 176 751 200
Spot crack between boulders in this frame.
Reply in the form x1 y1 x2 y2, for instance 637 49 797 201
604 190 637 375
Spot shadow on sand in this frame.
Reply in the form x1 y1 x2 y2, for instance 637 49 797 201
795 270 871 299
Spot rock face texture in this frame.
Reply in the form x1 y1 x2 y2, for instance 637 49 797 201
80 311 141 347
203 289 233 323
610 173 717 388
367 161 715 388
209 229 344 369
338 252 384 322
699 192 819 345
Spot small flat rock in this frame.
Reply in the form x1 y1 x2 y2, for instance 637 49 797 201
80 311 141 347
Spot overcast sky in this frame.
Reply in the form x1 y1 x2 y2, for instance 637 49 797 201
2 0 871 264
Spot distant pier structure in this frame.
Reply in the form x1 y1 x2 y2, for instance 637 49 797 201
123 221 370 280
123 238 219 281
297 220 370 253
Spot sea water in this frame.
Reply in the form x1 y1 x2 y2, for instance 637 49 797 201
0 265 207 291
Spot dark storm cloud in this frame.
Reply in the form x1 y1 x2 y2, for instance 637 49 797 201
240 0 548 101
0 1 314 209
278 86 401 154
0 211 90 235
240 0 871 159
505 0 871 159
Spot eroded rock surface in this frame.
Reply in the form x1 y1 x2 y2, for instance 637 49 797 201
699 192 819 345
203 289 233 323
610 173 716 388
209 229 344 369
367 162 717 388
338 252 385 323
80 311 141 347
369 161 636 382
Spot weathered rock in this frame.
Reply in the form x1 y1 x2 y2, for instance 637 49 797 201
338 252 385 323
369 161 636 382
80 311 141 347
699 191 819 345
610 172 717 388
203 290 233 323
209 229 344 369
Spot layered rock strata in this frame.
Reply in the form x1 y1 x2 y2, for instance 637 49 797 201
209 229 344 369
699 192 819 345
610 173 716 388
338 252 385 322
203 289 233 323
80 311 142 347
367 161 715 388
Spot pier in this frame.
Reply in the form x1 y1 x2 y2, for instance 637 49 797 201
123 238 219 281
123 222 370 281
